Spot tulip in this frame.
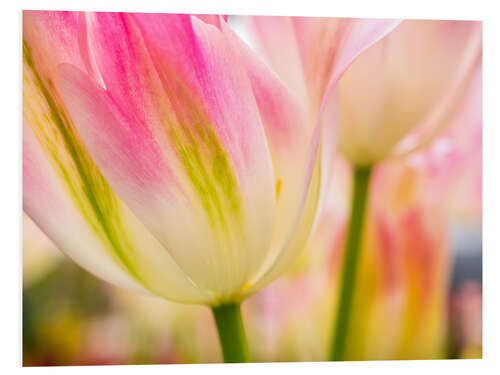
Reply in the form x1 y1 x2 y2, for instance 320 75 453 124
344 63 480 360
245 17 482 360
335 20 482 166
358 165 452 360
246 18 481 165
302 162 453 360
243 17 401 117
243 17 401 187
286 86 481 358
23 11 395 362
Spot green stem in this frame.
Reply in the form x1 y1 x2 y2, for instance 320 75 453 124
211 303 249 363
329 165 373 361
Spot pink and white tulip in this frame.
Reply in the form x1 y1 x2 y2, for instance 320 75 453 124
334 20 482 166
298 63 482 359
245 18 481 166
23 12 395 305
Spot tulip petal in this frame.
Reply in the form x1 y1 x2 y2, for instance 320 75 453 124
23 123 208 303
247 148 322 293
294 17 402 111
246 16 401 114
23 13 211 303
335 20 482 165
220 21 324 292
23 124 146 294
60 13 276 301
244 16 310 109
23 11 85 81
194 14 228 29
392 21 482 158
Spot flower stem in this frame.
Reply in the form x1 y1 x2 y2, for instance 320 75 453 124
329 165 373 361
211 302 250 363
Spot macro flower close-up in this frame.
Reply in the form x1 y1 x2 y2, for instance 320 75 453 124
21 9 482 366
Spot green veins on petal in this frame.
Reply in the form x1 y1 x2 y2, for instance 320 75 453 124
23 41 144 285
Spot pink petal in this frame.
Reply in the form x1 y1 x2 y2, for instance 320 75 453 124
23 10 211 303
221 20 323 290
334 20 482 165
23 124 147 294
393 21 482 157
294 17 402 112
60 13 277 300
23 10 85 77
245 16 401 115
193 14 228 29
23 122 207 303
244 16 310 109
